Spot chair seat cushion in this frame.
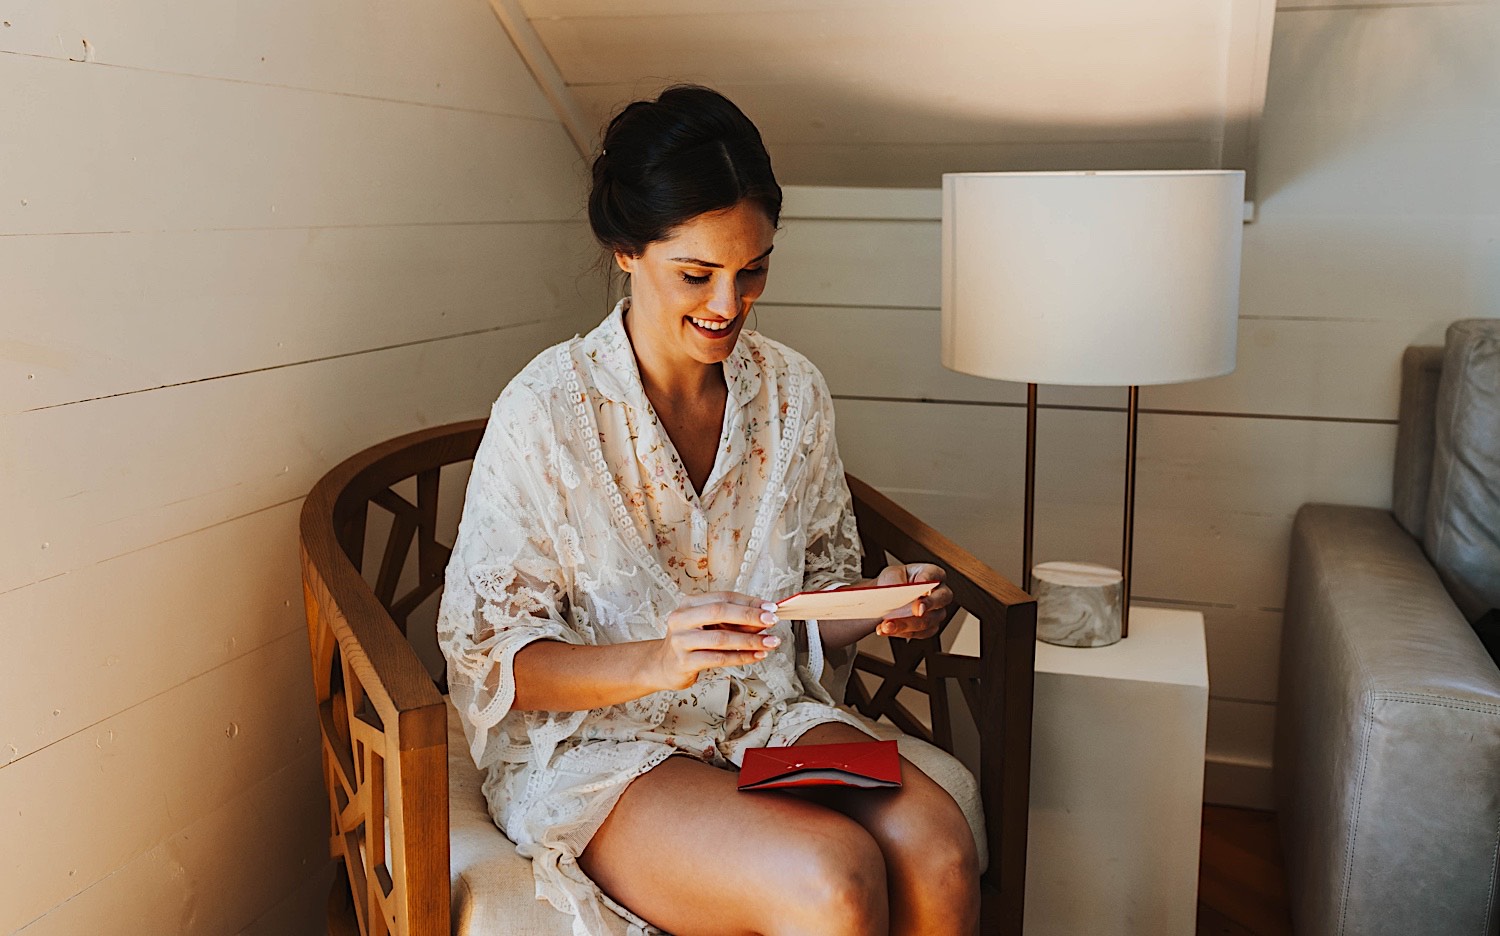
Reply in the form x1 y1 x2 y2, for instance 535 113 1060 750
445 699 987 935
447 700 577 936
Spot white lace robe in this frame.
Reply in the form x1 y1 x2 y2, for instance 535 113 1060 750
437 299 878 935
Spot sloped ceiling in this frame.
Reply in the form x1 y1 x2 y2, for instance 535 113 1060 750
491 0 1274 200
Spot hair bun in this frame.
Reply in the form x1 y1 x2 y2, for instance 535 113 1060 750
588 85 781 257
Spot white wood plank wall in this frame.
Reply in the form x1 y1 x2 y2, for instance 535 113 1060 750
0 0 603 931
758 1 1498 809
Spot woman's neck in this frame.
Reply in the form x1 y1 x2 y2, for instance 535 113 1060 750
622 304 726 406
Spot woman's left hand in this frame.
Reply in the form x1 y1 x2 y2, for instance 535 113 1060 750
872 562 953 640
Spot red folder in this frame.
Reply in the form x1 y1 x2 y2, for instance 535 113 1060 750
737 740 903 791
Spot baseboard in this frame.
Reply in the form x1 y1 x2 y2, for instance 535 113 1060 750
1204 755 1274 810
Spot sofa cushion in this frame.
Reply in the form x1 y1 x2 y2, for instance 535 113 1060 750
1423 319 1500 621
445 699 988 935
1391 345 1444 538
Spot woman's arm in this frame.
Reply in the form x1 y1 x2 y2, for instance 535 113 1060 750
511 639 663 712
511 591 783 711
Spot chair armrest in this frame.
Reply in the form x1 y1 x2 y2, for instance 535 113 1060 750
1276 503 1500 936
845 474 1036 936
302 457 452 936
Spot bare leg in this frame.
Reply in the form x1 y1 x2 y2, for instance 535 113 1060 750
790 722 980 936
578 754 890 936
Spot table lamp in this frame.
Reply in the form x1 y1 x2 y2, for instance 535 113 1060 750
940 170 1244 641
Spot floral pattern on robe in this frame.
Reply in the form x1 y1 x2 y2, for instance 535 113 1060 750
437 298 874 935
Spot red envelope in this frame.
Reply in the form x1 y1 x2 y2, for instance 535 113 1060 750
737 740 903 791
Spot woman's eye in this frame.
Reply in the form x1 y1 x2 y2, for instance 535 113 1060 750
681 272 711 285
740 267 767 278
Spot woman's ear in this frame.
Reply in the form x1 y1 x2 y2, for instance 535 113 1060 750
613 251 635 275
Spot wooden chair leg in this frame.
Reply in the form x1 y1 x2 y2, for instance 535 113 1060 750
327 861 360 936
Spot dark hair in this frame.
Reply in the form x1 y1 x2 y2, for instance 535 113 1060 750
588 85 782 257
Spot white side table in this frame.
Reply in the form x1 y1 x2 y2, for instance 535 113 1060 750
1027 607 1208 936
949 605 1209 936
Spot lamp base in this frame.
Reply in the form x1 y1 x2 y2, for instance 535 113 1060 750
1033 561 1123 648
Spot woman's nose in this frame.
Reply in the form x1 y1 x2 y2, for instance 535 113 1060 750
706 278 738 316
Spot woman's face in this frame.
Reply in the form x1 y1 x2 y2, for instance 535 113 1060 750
615 199 776 368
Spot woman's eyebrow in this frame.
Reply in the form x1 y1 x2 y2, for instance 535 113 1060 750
668 245 775 268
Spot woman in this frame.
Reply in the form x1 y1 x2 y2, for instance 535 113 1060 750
438 85 979 936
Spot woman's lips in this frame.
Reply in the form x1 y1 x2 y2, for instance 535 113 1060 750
686 315 738 340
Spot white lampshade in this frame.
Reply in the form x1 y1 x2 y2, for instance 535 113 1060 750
941 170 1244 386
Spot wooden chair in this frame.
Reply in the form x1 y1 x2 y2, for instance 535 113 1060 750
300 419 1036 936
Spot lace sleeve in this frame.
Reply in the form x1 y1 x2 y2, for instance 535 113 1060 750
797 370 865 704
437 385 587 770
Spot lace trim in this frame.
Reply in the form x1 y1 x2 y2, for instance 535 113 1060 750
560 336 810 598
465 633 530 729
560 341 682 602
733 352 808 592
560 341 682 726
804 619 827 684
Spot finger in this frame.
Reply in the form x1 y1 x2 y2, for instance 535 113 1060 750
679 590 772 610
677 601 778 632
908 563 947 583
692 649 770 671
881 622 934 640
874 563 906 587
681 628 783 654
881 596 928 623
877 610 942 639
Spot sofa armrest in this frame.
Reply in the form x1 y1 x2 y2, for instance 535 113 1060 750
1275 504 1500 936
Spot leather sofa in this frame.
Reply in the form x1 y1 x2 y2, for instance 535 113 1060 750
1275 319 1500 936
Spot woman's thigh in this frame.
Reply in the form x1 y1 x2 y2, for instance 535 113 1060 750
787 720 971 835
578 753 889 936
789 722 980 931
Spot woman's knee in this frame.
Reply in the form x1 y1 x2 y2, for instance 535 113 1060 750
769 812 889 935
915 822 980 894
876 789 981 888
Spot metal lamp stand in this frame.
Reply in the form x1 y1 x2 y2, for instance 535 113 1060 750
1020 384 1140 638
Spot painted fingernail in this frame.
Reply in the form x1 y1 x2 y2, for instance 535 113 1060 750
760 611 777 625
760 602 778 612
755 651 768 659
762 635 781 647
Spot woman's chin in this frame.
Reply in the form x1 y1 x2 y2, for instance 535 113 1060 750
682 318 742 360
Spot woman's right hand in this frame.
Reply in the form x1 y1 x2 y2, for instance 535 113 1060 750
648 591 782 691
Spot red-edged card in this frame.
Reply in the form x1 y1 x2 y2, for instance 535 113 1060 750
773 580 938 621
737 740 903 791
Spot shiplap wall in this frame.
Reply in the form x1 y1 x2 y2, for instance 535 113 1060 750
0 2 601 932
759 0 1499 809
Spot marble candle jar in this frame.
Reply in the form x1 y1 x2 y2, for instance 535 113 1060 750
1032 561 1124 647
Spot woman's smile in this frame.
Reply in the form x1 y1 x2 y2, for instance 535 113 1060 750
686 312 740 339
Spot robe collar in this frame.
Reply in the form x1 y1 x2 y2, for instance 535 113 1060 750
583 296 762 414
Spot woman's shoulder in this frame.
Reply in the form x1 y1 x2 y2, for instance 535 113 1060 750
740 329 833 401
489 334 582 426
